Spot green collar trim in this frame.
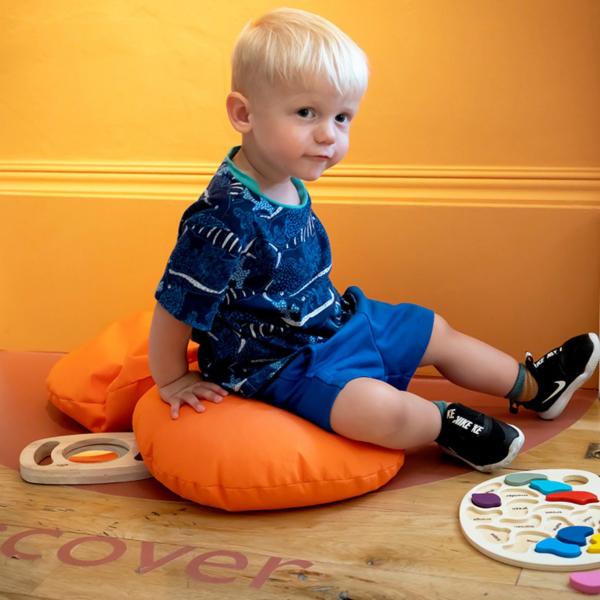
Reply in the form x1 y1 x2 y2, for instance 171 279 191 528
225 147 308 209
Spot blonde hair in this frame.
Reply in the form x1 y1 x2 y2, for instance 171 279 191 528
231 7 368 98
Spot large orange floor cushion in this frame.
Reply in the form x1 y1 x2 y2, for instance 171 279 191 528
47 311 197 432
47 312 405 511
133 387 404 511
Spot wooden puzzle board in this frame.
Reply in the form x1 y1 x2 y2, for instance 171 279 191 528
459 469 600 572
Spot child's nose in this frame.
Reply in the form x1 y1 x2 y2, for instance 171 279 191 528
315 120 335 144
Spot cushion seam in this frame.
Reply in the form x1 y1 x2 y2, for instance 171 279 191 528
148 461 403 491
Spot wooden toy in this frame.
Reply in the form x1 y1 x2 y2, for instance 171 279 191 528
557 526 595 546
530 479 572 495
459 469 600 571
547 491 599 505
472 492 501 508
504 472 548 486
67 449 120 463
536 538 582 559
19 432 152 484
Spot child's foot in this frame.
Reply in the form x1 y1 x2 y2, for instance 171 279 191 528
510 333 600 420
435 403 524 473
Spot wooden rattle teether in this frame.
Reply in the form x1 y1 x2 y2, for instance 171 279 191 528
19 432 152 484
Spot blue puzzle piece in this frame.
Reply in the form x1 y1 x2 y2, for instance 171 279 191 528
535 537 582 558
528 479 572 495
556 526 594 546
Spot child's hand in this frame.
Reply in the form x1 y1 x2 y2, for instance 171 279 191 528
158 372 228 419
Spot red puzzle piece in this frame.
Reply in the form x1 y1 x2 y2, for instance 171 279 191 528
546 491 599 505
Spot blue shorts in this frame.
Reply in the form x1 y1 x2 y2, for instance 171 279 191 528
259 286 435 432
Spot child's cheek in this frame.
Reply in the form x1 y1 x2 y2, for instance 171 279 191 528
333 139 349 164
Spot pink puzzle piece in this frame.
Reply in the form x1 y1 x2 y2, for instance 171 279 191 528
570 570 600 595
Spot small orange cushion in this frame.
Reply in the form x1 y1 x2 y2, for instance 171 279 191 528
133 386 404 511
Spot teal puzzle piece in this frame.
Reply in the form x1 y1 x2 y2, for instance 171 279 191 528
504 472 548 487
528 479 572 495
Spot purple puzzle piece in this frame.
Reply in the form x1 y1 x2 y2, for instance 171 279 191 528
471 492 502 509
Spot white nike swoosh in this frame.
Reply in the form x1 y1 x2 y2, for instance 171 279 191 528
541 380 566 404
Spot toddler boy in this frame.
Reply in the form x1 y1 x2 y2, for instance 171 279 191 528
149 8 599 472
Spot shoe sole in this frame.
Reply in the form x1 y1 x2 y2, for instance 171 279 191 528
441 425 525 473
537 332 600 420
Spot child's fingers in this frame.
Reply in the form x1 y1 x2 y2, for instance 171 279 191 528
162 382 225 419
206 393 224 403
197 390 224 404
201 382 229 396
169 398 181 420
181 391 206 413
191 384 226 403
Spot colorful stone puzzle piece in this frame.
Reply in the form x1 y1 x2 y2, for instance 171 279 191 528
589 534 600 554
535 537 582 559
504 472 548 487
471 493 502 509
546 491 599 505
569 569 600 595
556 526 594 546
528 479 572 495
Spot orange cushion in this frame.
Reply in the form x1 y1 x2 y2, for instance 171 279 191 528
133 386 404 511
47 311 197 432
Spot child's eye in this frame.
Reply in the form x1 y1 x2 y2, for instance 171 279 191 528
297 108 315 118
335 113 350 124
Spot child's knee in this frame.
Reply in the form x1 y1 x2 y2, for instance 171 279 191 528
330 379 409 446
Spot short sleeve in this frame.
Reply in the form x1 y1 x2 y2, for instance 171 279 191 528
155 207 245 331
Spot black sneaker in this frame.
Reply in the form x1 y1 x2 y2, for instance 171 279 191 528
509 333 600 420
436 403 525 473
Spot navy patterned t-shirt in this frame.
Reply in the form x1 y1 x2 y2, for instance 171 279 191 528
155 147 355 396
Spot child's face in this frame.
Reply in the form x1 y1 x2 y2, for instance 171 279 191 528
245 80 361 183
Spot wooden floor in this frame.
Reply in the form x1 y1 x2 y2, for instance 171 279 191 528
1 375 599 598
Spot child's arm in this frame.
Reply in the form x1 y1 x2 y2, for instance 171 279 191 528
149 302 228 419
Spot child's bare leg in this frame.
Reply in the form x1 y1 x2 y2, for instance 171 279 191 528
330 377 441 448
420 314 519 396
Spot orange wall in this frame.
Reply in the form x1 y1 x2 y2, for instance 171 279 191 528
1 0 599 166
1 1 599 383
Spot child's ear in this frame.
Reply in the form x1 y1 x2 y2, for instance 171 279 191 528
226 92 252 134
